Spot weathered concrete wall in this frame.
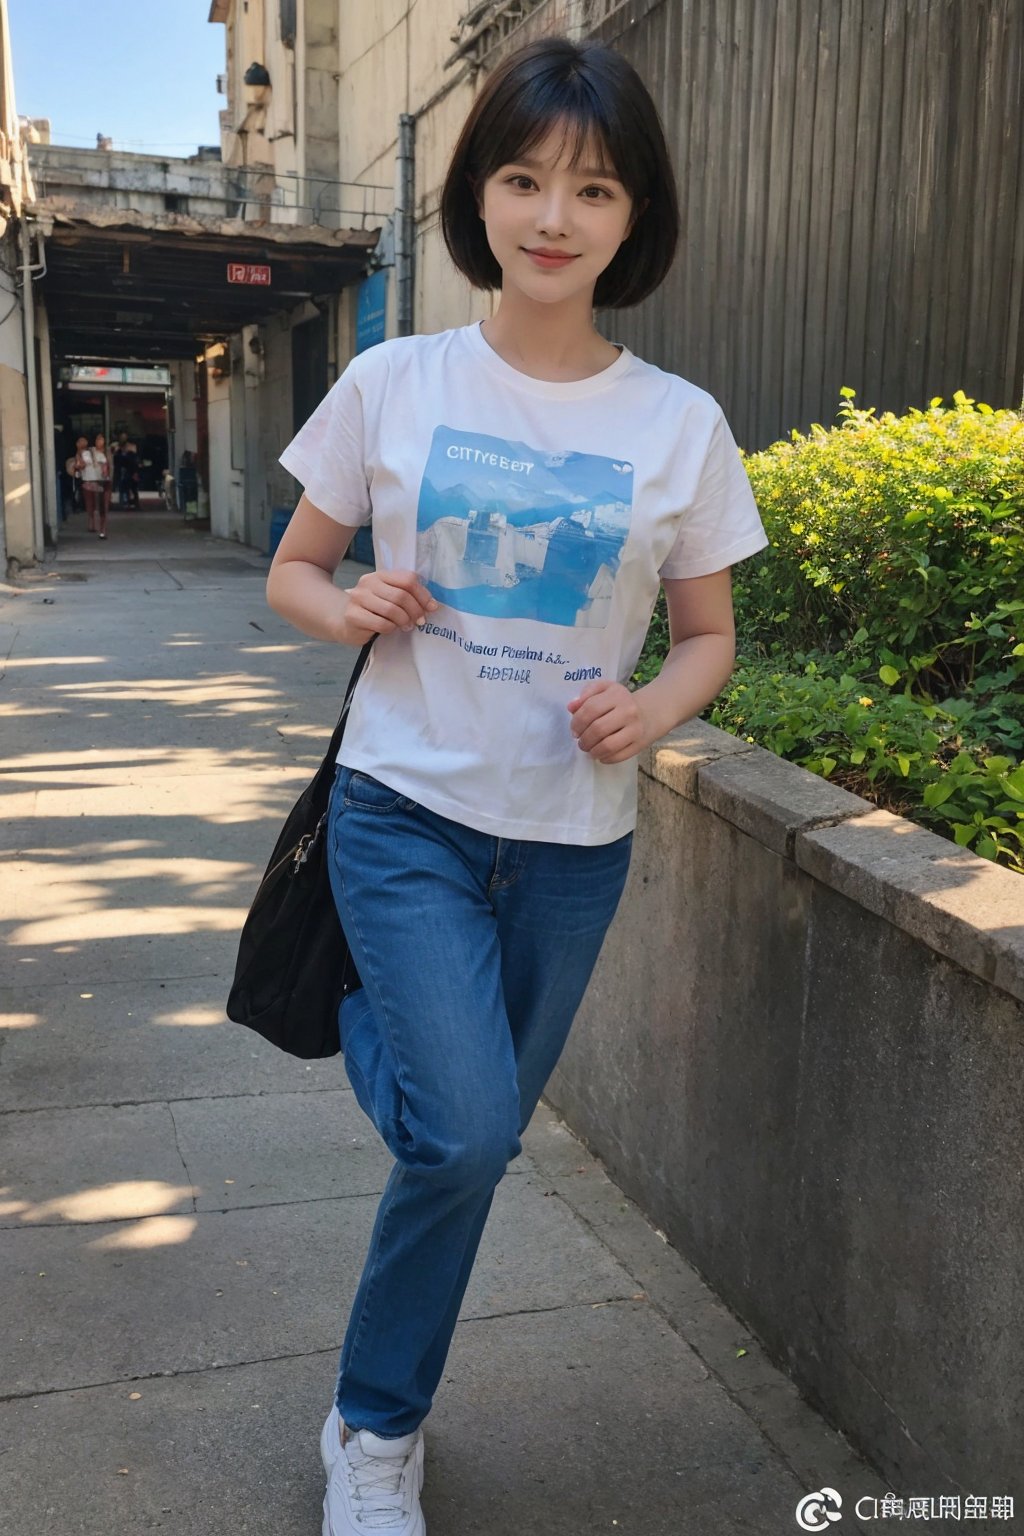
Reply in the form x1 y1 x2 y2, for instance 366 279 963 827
302 0 340 192
27 144 237 220
546 719 1024 1497
238 311 296 553
0 359 32 567
205 350 233 542
335 0 492 338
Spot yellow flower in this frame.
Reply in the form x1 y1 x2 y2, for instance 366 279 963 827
858 696 874 707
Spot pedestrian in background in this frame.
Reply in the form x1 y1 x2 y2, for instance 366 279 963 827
113 431 141 509
65 434 89 514
267 34 769 1536
80 432 111 538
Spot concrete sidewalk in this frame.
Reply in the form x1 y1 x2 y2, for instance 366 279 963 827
1 512 891 1535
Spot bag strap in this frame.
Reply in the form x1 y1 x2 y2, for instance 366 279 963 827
330 634 376 751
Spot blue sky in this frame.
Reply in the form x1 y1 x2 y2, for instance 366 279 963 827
9 0 226 156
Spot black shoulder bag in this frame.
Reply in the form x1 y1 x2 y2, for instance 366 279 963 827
226 637 376 1059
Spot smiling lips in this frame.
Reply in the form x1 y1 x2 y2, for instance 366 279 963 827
523 247 578 268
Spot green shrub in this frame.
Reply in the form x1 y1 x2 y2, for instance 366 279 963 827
636 392 1024 873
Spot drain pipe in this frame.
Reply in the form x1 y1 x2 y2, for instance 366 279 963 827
394 113 415 336
19 219 45 560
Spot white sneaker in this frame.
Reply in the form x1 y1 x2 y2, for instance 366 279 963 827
320 1405 425 1534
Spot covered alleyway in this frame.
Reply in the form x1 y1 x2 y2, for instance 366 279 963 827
20 143 388 561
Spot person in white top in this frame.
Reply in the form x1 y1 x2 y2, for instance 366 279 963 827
267 35 769 1535
79 431 112 538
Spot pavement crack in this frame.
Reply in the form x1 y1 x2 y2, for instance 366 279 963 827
0 1177 530 1230
165 1101 198 1213
0 624 19 681
0 1085 352 1116
0 1346 340 1404
456 1295 638 1327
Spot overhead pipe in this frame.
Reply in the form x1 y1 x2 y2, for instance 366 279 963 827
394 113 415 337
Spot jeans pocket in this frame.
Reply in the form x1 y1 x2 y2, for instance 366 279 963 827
342 769 416 814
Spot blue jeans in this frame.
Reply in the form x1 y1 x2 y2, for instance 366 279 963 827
326 765 633 1438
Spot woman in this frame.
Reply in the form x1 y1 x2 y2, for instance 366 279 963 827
65 434 89 514
80 431 112 538
268 36 769 1535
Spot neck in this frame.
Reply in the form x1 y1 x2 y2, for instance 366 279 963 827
481 287 619 382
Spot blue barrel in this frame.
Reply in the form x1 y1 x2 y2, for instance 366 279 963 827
268 507 293 558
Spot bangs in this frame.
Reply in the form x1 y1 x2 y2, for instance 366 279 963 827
472 74 633 193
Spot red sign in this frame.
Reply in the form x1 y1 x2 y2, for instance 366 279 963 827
227 263 271 286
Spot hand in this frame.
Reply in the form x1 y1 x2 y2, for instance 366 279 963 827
567 678 655 764
338 568 439 645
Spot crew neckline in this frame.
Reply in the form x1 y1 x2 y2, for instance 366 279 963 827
465 319 634 398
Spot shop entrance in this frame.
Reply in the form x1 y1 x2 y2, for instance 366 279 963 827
56 365 172 515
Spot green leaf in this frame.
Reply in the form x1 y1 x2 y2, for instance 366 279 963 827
879 665 901 686
999 773 1024 804
896 753 911 776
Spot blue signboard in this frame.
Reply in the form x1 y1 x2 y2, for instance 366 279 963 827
356 270 388 353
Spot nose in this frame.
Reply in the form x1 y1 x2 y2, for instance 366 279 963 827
534 187 574 240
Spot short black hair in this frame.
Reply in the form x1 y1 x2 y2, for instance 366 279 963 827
440 36 679 309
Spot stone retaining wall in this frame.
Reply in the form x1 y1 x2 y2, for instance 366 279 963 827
546 720 1024 1497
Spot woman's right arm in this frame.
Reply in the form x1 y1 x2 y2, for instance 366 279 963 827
266 493 438 648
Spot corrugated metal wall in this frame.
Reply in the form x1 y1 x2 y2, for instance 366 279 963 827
588 0 1024 449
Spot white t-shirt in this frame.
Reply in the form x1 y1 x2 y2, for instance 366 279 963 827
80 448 110 483
279 321 769 846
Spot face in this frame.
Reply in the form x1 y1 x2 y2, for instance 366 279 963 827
478 122 635 305
95 434 105 448
76 437 87 450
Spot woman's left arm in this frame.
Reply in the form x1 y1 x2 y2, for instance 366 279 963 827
567 569 736 765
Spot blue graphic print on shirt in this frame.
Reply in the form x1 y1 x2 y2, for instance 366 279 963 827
415 426 634 628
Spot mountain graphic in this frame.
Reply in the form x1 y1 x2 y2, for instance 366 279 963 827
418 475 630 531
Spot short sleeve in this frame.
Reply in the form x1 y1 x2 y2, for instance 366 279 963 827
659 409 769 579
278 362 372 526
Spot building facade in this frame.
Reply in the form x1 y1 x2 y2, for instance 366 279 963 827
210 0 1024 502
0 0 37 570
4 0 1020 566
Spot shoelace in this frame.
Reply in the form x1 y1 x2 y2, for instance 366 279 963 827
342 1440 415 1530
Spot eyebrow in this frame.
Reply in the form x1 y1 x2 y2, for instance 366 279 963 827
510 155 622 181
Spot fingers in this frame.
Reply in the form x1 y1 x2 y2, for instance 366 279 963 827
566 677 611 713
568 683 626 744
582 725 639 764
568 680 647 761
351 569 439 633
